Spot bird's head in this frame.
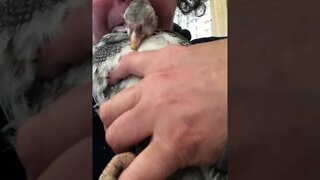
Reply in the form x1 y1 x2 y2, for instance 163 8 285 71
124 0 158 51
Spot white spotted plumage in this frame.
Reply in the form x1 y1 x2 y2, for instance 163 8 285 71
92 1 225 179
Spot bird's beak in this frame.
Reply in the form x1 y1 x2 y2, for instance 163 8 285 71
130 31 144 51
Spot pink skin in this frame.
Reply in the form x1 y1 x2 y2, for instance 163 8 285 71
93 0 177 44
92 0 129 44
18 1 228 179
18 1 200 179
38 0 177 78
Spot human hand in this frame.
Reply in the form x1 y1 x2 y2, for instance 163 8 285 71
99 40 228 180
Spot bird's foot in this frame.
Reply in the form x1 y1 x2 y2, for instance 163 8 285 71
99 152 136 180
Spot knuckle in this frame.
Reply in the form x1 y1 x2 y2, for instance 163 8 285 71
119 55 129 69
169 126 187 148
153 93 174 111
156 137 181 167
120 52 136 69
158 59 177 73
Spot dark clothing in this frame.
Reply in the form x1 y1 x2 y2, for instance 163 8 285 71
92 33 228 179
0 29 227 179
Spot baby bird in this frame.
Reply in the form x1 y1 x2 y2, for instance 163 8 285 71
94 0 226 180
123 0 158 51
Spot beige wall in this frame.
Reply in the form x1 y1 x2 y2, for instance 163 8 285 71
211 0 228 37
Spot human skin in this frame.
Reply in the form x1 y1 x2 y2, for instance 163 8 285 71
92 0 177 44
38 0 177 79
16 1 320 180
100 40 228 180
16 0 227 179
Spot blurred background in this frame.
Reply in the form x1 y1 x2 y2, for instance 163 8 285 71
174 0 227 40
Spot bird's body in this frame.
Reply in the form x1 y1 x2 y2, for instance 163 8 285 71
92 26 188 109
0 0 227 179
93 25 223 180
94 26 227 180
93 1 226 179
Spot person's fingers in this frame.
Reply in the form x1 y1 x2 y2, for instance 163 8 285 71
16 84 92 179
99 85 141 127
105 105 153 153
119 140 180 180
37 136 92 180
37 1 92 79
108 50 159 84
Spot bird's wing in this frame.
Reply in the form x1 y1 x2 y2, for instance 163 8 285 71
92 31 133 109
93 32 130 64
92 29 190 110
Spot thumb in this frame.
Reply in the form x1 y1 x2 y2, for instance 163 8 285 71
119 140 180 180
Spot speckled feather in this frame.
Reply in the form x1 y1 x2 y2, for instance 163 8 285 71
92 0 227 179
92 26 226 180
0 0 227 179
92 27 189 110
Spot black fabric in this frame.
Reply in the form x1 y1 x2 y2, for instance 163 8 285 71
0 23 227 179
191 36 227 44
93 104 115 180
173 23 192 41
92 29 228 178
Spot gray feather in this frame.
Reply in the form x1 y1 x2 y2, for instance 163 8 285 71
92 26 226 180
